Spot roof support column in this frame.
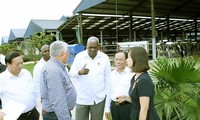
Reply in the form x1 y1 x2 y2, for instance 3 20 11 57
100 30 103 50
151 0 156 59
134 31 136 41
56 30 60 40
194 16 197 41
166 15 170 41
78 13 83 44
161 31 163 41
182 32 185 40
129 11 133 41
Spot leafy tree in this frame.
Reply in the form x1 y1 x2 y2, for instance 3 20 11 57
0 43 20 55
26 31 55 52
23 31 55 62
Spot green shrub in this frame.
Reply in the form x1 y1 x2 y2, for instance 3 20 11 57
23 54 42 62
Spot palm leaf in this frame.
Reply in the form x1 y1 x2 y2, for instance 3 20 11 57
150 57 200 86
154 88 182 120
151 56 200 119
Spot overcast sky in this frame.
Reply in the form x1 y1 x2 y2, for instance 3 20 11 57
0 0 81 43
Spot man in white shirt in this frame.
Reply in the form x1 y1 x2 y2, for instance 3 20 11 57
33 45 50 119
0 49 5 65
0 51 39 120
33 45 50 100
70 36 111 120
105 50 134 120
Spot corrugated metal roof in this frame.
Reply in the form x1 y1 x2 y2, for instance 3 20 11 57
24 19 65 38
58 0 200 43
74 0 200 19
1 36 9 44
58 14 200 42
8 29 26 41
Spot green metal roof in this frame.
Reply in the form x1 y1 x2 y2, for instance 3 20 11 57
74 0 200 19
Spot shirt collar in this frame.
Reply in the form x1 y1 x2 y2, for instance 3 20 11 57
4 68 24 78
82 50 101 59
50 57 66 71
114 67 132 74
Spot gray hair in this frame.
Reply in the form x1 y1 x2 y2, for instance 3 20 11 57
87 36 99 44
50 41 69 57
41 45 49 52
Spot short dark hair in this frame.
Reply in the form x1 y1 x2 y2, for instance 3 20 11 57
129 46 150 72
5 51 21 65
115 50 127 59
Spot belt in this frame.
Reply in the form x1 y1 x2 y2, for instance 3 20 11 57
112 100 130 106
42 109 54 115
42 109 72 117
19 107 36 118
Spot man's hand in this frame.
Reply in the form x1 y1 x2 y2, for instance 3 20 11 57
105 112 111 120
0 110 5 120
116 95 132 103
78 64 89 75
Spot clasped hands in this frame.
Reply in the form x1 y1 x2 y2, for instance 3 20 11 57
115 96 127 105
78 64 89 75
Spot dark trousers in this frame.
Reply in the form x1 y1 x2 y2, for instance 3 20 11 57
42 109 72 120
111 100 132 120
42 111 58 120
18 107 39 120
0 99 2 109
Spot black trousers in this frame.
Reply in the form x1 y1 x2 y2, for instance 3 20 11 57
18 107 39 120
111 100 132 120
0 99 2 109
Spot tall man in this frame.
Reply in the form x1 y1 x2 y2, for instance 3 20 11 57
70 36 111 120
0 51 39 120
40 41 77 120
33 45 50 99
33 45 50 119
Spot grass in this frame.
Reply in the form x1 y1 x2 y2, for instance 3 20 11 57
23 63 35 75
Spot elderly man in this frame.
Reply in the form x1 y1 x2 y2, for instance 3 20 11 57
40 41 77 120
0 51 39 120
70 36 111 120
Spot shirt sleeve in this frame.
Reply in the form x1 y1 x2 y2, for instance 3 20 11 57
69 54 81 78
138 78 154 97
105 73 112 112
104 55 111 96
33 64 41 100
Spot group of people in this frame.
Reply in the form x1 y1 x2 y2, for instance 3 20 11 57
0 36 160 120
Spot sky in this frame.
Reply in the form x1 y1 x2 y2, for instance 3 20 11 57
0 0 81 43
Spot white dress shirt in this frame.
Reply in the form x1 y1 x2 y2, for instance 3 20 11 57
0 69 37 113
33 58 47 100
0 54 5 65
105 67 134 112
70 50 111 105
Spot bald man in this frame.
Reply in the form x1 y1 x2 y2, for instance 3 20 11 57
33 45 50 118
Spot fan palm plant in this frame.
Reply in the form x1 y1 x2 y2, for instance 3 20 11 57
150 57 200 120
